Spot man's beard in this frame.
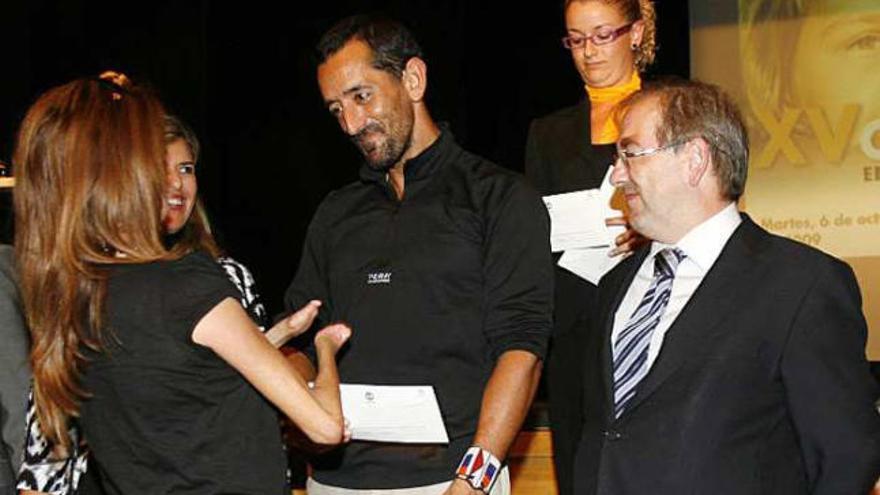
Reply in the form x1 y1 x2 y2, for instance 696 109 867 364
352 120 413 171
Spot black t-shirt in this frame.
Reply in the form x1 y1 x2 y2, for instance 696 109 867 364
78 252 287 495
285 131 553 488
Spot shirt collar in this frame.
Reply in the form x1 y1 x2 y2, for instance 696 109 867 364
358 124 453 185
650 202 742 273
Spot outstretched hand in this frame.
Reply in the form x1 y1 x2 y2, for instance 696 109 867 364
284 300 322 336
266 300 321 348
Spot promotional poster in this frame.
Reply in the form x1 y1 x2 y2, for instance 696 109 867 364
690 0 880 356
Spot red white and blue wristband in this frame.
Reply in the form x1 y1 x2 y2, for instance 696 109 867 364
455 446 502 493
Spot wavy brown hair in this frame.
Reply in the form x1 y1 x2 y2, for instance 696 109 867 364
13 73 182 447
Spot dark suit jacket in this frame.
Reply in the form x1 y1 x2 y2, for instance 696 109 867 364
0 245 29 495
573 215 880 495
525 100 614 495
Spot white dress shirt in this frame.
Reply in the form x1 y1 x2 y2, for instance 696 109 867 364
611 203 742 370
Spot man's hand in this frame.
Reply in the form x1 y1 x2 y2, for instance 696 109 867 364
442 478 482 495
606 215 649 257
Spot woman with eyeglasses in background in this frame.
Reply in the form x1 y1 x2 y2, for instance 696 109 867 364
523 1 656 494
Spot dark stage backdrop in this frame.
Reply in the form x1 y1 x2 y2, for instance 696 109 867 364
0 0 689 316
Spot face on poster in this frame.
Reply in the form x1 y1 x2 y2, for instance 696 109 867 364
692 0 880 357
698 0 880 258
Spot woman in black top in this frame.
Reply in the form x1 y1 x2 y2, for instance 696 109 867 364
17 113 308 494
13 73 349 495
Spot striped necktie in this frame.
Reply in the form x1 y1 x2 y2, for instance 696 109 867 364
612 247 686 418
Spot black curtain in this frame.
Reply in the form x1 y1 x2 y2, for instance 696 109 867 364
0 0 689 314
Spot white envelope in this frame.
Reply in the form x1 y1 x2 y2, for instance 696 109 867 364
546 166 627 283
340 384 449 444
557 246 624 285
543 166 622 252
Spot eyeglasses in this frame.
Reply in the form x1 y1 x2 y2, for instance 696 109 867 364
562 23 634 50
612 140 688 167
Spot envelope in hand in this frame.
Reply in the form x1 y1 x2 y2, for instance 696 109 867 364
340 384 450 444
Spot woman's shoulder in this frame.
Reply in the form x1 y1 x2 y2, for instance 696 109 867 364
165 251 235 289
216 255 251 278
216 255 268 328
215 255 255 299
173 250 219 269
161 251 239 326
111 251 227 292
531 100 588 130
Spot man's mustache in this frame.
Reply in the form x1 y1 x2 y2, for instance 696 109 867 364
351 122 385 148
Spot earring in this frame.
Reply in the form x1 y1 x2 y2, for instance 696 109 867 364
631 43 638 50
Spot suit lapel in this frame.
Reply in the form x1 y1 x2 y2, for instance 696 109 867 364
618 217 770 418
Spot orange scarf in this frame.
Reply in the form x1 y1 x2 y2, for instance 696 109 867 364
586 72 642 144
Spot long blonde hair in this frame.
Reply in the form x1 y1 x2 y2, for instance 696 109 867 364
13 73 181 447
